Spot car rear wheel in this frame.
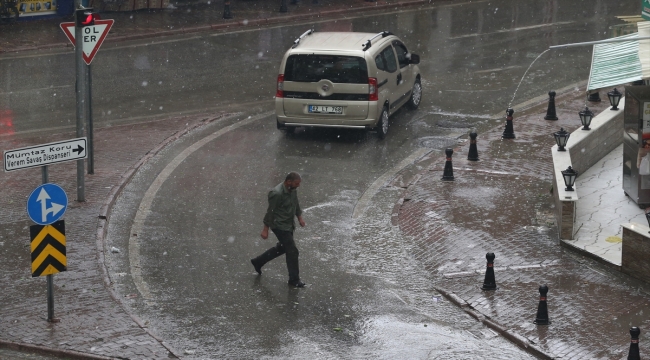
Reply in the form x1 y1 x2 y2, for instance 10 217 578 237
407 78 422 110
376 107 389 139
277 120 295 133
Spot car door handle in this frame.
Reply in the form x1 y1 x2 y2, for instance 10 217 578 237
397 73 402 85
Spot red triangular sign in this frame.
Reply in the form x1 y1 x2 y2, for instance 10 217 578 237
60 19 114 65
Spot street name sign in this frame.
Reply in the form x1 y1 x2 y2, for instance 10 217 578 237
30 220 67 277
60 19 114 65
4 137 87 172
27 183 68 225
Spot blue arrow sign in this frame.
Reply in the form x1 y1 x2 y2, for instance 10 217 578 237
27 184 68 225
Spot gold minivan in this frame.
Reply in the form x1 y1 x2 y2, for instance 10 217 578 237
275 30 421 138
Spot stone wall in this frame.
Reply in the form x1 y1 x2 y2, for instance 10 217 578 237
622 224 650 283
551 103 624 240
567 110 624 176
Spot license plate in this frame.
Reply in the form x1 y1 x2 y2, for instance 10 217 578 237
308 105 343 114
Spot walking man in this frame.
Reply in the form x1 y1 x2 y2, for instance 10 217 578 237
250 172 306 287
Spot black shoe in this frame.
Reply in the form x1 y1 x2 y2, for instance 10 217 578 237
251 259 262 275
288 279 305 288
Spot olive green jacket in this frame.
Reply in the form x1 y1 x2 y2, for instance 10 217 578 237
263 182 302 231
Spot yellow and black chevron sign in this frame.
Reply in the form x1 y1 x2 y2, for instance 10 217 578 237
30 220 66 277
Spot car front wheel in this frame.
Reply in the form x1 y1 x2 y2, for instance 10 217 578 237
407 78 422 110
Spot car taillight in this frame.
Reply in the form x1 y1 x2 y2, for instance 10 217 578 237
276 74 284 98
368 77 378 101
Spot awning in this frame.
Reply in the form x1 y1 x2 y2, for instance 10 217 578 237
638 21 650 79
587 33 642 91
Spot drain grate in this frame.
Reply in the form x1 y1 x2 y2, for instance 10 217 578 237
417 136 460 149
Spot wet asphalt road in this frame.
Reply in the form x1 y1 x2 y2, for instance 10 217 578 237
2 0 641 358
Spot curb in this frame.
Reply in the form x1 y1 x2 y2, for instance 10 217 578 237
94 113 231 359
0 0 436 54
434 287 554 360
0 339 113 360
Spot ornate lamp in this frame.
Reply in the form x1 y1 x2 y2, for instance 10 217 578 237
607 88 622 110
561 166 578 191
579 106 594 130
553 128 570 151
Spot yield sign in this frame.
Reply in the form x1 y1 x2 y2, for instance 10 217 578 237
60 20 114 65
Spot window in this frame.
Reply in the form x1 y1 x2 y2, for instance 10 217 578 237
376 46 397 73
393 42 409 68
375 53 386 72
284 55 368 84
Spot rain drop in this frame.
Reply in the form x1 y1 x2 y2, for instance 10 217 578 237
142 81 148 87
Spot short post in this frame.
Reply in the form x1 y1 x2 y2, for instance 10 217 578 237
481 252 497 290
628 327 640 360
533 285 550 325
441 148 454 181
468 130 479 161
502 108 515 139
544 91 559 120
279 0 287 12
587 90 601 102
222 0 232 19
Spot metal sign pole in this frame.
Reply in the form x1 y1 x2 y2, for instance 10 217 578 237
86 63 94 174
75 6 86 202
41 166 55 322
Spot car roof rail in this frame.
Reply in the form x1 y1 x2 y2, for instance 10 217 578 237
292 29 315 48
362 31 393 51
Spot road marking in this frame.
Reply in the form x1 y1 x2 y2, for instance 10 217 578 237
449 21 575 40
0 99 273 137
352 147 431 219
128 111 272 300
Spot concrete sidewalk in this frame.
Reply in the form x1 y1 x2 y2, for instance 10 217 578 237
397 89 650 359
0 0 433 54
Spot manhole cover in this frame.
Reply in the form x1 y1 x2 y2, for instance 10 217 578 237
417 136 459 149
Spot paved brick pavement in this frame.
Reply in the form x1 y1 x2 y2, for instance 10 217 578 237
397 89 650 359
0 114 223 358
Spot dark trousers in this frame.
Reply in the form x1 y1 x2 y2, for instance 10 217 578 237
253 229 300 282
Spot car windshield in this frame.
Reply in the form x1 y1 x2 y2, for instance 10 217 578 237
284 55 368 84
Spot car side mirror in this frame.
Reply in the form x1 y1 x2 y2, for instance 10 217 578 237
409 54 420 64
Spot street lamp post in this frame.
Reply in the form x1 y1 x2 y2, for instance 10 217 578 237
553 128 570 151
561 166 578 191
579 106 594 130
607 88 622 110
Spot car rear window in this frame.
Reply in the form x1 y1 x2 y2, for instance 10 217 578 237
284 55 368 84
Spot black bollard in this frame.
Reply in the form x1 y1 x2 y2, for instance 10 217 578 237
587 91 601 103
533 285 550 325
502 108 515 139
279 0 287 12
441 148 454 181
222 0 232 19
544 91 559 120
628 327 641 360
481 253 497 290
468 130 479 161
